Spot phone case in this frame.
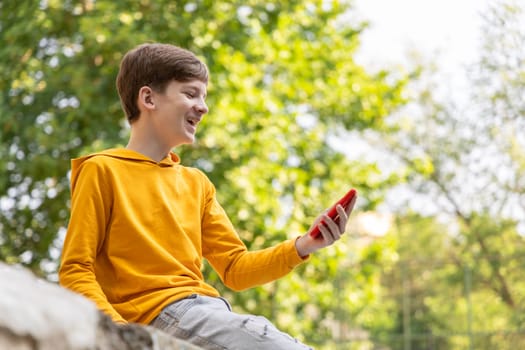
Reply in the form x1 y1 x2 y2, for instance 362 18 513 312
310 188 357 238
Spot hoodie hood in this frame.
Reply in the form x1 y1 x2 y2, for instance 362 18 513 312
70 148 180 189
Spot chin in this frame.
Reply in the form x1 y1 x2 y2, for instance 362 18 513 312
180 136 196 145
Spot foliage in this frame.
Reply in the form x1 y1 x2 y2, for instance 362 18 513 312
371 214 524 349
356 0 525 348
0 0 407 346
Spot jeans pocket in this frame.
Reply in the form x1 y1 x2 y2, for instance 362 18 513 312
151 296 198 331
151 309 177 330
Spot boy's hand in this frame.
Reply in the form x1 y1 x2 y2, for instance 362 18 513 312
295 195 357 258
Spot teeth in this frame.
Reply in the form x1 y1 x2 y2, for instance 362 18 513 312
188 118 198 126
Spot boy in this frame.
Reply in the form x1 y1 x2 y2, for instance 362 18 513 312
59 43 356 350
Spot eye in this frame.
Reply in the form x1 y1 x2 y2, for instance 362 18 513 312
184 92 194 98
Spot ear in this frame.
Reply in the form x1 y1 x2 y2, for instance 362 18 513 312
137 86 155 111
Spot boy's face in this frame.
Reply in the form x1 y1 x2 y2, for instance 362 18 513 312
150 79 208 148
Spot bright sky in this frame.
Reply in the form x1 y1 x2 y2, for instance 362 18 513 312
352 0 491 74
334 0 493 161
349 0 525 234
331 0 495 230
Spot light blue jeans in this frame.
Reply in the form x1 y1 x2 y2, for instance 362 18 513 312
150 294 313 350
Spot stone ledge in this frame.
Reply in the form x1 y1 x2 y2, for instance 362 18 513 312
0 262 203 350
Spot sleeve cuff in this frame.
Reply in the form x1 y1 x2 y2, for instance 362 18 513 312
284 237 310 268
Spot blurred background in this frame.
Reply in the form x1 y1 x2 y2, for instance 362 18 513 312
1 0 524 349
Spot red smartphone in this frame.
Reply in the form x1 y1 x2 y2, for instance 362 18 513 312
310 188 357 238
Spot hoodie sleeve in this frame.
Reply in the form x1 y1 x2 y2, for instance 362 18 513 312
59 157 126 323
200 175 308 291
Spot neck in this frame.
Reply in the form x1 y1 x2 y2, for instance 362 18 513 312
126 131 172 163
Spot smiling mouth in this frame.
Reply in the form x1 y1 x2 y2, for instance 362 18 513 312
187 117 200 127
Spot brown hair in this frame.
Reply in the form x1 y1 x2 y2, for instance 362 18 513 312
116 43 209 123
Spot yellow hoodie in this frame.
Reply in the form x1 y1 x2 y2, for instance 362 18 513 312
59 149 306 324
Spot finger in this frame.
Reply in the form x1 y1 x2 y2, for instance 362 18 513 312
336 204 348 232
318 224 335 244
314 208 330 226
322 213 342 241
345 195 357 216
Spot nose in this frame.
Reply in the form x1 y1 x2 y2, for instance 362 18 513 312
195 99 208 115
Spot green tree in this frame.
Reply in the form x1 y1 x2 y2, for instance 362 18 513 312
362 0 525 348
374 213 524 350
0 0 406 346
